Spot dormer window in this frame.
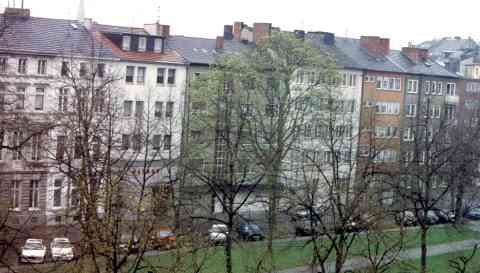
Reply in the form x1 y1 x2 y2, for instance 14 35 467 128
154 38 163 53
138 37 147 52
122 35 131 51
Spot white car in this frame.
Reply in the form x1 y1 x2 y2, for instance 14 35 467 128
50 238 74 261
20 239 46 263
208 224 228 244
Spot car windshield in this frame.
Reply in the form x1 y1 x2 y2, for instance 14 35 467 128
24 243 43 250
470 208 480 214
245 224 261 231
158 231 174 238
53 241 72 248
212 225 227 232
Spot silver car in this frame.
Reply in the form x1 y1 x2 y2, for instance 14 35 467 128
50 238 74 261
20 239 46 263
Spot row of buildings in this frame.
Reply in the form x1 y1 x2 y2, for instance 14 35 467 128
1 6 480 226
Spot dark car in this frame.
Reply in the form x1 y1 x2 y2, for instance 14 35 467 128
237 223 264 241
465 208 480 220
432 209 454 224
292 210 319 236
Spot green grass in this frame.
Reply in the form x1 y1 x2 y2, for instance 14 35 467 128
387 248 480 273
138 225 479 273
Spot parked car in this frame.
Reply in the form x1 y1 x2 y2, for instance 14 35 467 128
208 224 228 244
292 210 319 236
237 223 264 241
395 210 417 226
420 211 440 225
432 209 454 224
119 234 140 252
464 208 480 220
152 228 176 249
50 238 74 261
20 239 46 264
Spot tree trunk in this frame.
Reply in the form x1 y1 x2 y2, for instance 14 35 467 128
420 225 428 273
267 165 280 272
455 180 465 225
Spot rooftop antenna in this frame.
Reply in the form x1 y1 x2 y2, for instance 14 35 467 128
21 0 23 8
12 0 15 8
156 5 160 23
345 27 348 38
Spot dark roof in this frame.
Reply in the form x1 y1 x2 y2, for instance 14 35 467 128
166 36 252 65
334 37 404 73
388 50 458 78
0 15 116 59
91 23 148 35
418 37 478 56
305 33 359 69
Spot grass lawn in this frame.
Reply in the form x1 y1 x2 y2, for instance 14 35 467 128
388 248 480 273
137 225 479 273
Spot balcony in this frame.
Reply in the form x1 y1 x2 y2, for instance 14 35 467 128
445 95 459 104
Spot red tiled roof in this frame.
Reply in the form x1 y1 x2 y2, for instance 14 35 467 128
95 32 185 64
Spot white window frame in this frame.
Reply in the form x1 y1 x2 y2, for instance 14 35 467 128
10 181 21 210
407 79 418 93
122 35 131 51
403 128 414 142
446 82 456 96
29 180 40 209
405 104 417 117
376 102 400 115
53 179 63 208
136 67 146 84
138 37 147 52
154 38 163 53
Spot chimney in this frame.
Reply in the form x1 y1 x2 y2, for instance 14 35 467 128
253 22 271 45
82 18 93 30
402 46 429 63
305 31 335 47
294 30 305 40
216 36 224 50
4 7 30 18
360 36 390 57
144 23 170 37
233 21 243 41
224 25 233 40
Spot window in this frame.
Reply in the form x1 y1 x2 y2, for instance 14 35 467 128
376 76 401 91
167 69 176 84
79 62 88 77
375 149 397 162
58 88 68 112
15 87 25 110
136 67 146 84
154 101 163 118
405 104 417 117
135 101 144 118
424 81 431 94
53 179 62 207
35 88 45 111
56 136 66 160
31 134 42 160
435 82 443 95
153 134 161 150
375 126 398 138
74 136 82 159
122 35 131 50
121 134 130 150
10 181 20 209
431 105 441 118
123 100 133 116
70 187 79 207
61 61 69 77
0 57 7 73
403 128 414 142
446 83 456 96
125 66 135 83
157 68 165 84
94 89 105 112
12 131 23 160
445 104 456 120
163 135 171 150
304 123 313 137
138 37 147 52
132 134 142 152
348 74 357 87
166 101 174 118
404 151 414 163
154 38 163 53
37 59 47 75
296 70 305 83
18 58 27 74
29 180 39 208
407 79 418 93
376 102 400 115
97 63 105 78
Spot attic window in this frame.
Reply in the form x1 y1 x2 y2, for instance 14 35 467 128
138 37 147 52
122 36 131 51
70 23 78 30
154 38 163 53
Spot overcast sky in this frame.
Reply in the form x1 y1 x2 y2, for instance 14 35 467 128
2 0 478 48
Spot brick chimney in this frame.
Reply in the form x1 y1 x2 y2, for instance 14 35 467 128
253 22 271 45
144 23 170 37
360 36 390 57
216 36 224 50
401 46 428 63
233 21 243 41
4 7 30 18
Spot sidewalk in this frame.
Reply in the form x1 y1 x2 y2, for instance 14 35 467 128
278 239 480 273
